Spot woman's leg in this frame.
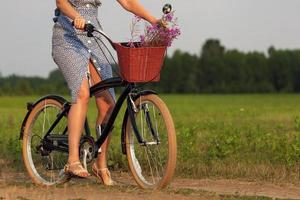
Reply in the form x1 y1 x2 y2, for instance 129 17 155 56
94 91 115 168
89 61 115 178
67 77 90 177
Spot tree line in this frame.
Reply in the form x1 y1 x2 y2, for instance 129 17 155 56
1 39 300 96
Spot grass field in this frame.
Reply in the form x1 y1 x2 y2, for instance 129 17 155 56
2 94 300 183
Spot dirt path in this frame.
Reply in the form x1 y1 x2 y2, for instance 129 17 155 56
172 178 300 199
0 184 202 200
2 171 300 199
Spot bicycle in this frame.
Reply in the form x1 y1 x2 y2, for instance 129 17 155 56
19 5 177 189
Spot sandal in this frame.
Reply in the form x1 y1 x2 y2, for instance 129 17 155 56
64 161 90 178
91 163 116 186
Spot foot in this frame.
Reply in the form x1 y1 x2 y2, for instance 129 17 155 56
64 161 90 178
91 163 116 186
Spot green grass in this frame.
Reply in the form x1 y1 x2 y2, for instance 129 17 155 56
2 94 300 183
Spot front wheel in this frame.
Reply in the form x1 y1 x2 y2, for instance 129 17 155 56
125 94 177 189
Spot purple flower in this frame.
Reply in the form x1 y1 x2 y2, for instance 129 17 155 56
129 11 180 47
164 12 174 22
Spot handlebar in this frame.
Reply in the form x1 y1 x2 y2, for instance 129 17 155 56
71 21 115 48
71 4 173 49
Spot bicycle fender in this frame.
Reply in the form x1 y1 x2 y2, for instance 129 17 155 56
19 95 69 140
120 90 157 154
132 90 157 101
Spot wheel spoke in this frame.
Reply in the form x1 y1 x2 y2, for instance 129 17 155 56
42 102 47 135
144 145 155 183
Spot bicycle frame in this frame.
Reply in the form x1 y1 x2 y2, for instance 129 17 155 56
37 76 155 155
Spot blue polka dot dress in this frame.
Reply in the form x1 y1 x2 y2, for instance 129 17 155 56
52 0 115 103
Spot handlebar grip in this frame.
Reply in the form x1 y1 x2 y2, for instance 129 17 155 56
71 21 95 33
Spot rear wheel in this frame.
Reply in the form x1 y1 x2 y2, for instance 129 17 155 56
22 98 70 186
125 94 177 189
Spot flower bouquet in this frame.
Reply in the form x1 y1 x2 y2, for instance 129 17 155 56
115 4 181 82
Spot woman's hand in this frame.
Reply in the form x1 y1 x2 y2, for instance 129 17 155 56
157 19 168 28
56 0 85 29
74 15 86 29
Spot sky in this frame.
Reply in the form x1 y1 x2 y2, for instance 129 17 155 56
0 0 300 77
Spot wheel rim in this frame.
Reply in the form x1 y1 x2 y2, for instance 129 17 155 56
26 101 68 185
128 99 170 186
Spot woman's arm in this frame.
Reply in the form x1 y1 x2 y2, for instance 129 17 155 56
56 0 85 29
117 0 159 25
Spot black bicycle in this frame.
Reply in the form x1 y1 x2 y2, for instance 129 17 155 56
19 6 177 189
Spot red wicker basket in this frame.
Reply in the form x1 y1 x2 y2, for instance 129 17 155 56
114 43 167 82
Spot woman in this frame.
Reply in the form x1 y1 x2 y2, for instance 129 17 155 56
52 0 160 185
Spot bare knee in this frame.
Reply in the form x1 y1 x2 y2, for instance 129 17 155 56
99 99 114 113
106 101 115 115
96 93 115 115
76 85 90 105
105 98 115 110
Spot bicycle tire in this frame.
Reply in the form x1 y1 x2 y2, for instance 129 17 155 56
125 94 177 189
